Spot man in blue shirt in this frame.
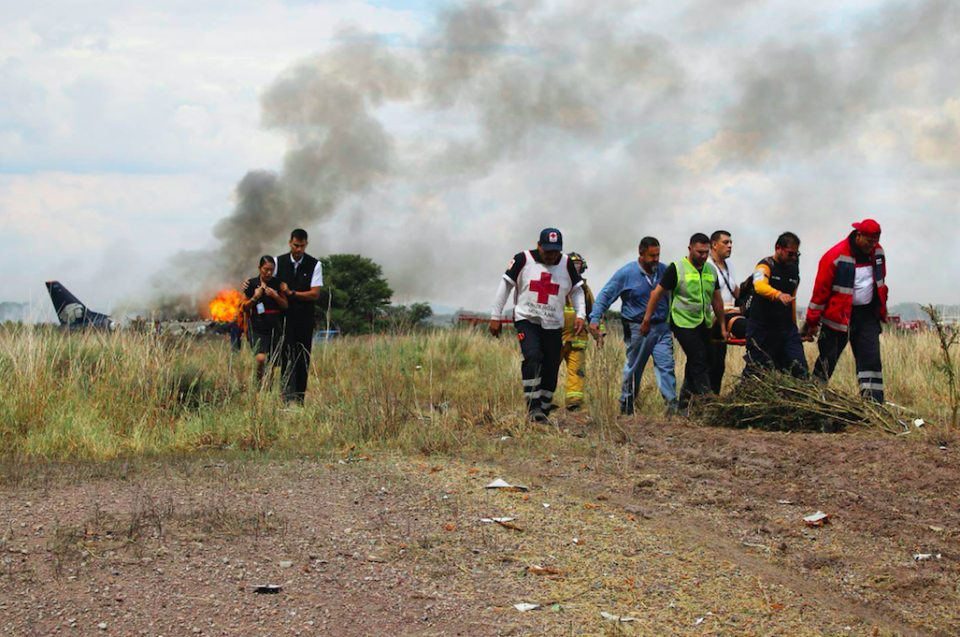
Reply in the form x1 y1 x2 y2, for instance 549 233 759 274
589 237 678 415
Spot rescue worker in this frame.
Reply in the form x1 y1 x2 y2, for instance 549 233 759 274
706 230 739 393
641 233 727 414
800 219 888 403
490 228 587 422
589 237 678 416
561 253 604 411
743 232 807 378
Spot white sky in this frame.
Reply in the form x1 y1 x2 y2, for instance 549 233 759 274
2 0 959 317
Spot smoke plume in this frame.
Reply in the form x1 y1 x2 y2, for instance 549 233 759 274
164 0 960 309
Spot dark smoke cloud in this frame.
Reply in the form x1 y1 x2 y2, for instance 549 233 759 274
156 0 960 310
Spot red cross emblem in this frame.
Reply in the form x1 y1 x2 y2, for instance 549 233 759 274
529 272 560 304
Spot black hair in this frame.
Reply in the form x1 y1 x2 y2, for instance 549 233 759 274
776 232 801 248
290 228 308 242
690 232 710 246
710 230 731 243
639 236 660 253
259 255 276 267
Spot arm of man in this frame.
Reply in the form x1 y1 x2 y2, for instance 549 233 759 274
489 277 516 337
752 262 782 302
712 289 728 340
291 263 324 302
490 253 526 337
294 286 321 302
640 285 667 336
589 270 622 337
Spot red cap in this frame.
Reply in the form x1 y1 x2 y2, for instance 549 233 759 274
852 219 881 236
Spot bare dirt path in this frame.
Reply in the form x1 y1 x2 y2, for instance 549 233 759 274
1 420 957 637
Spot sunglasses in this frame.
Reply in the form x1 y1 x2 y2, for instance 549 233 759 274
782 249 801 258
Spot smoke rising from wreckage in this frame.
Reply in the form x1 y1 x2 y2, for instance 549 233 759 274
144 0 960 317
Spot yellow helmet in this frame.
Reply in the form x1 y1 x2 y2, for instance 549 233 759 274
568 252 587 273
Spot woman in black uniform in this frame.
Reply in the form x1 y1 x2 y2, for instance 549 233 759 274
243 256 289 382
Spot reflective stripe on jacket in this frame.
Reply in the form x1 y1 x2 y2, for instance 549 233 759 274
670 258 717 329
805 235 888 333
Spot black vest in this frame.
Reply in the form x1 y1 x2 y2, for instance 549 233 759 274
275 253 319 318
750 256 799 326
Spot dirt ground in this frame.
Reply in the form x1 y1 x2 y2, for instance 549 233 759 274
1 418 957 636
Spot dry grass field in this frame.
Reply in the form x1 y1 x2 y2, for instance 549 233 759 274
0 325 954 460
1 325 958 636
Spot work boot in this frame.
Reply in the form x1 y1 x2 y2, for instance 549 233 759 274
665 400 679 417
620 399 634 416
566 402 582 412
529 407 548 423
541 403 560 415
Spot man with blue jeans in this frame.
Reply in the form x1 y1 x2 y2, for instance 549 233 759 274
589 237 678 415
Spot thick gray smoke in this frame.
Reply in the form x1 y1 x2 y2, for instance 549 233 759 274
164 0 960 309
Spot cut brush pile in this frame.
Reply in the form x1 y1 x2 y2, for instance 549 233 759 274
699 372 908 434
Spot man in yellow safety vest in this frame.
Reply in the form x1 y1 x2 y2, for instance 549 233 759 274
641 233 727 414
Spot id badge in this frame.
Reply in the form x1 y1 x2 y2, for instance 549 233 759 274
256 303 265 315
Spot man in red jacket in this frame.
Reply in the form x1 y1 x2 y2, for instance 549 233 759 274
800 219 888 403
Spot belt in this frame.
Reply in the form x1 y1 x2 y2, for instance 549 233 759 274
624 317 665 325
260 309 281 314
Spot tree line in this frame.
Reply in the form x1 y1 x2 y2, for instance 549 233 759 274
317 254 433 335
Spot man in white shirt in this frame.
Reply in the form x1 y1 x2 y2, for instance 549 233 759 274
490 228 586 422
274 229 324 404
706 230 739 393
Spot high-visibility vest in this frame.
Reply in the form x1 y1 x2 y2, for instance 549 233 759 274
670 258 716 328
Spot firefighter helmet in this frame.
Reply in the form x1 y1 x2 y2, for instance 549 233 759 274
568 252 587 273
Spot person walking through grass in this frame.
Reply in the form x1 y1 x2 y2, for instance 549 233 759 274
243 256 288 382
706 230 740 393
743 232 807 379
560 252 604 411
641 233 727 415
275 229 324 405
490 228 586 422
800 219 888 403
589 236 678 416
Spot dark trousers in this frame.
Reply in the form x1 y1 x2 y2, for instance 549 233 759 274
709 340 727 394
813 305 883 403
281 315 315 404
516 320 563 414
743 321 808 379
671 322 714 410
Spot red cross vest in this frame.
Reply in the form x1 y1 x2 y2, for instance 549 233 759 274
513 251 574 329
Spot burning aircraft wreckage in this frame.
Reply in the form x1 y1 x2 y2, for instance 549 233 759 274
46 281 244 338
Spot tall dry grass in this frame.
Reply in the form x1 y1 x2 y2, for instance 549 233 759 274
0 323 952 461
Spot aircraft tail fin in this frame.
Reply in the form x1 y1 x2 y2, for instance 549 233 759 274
45 281 88 326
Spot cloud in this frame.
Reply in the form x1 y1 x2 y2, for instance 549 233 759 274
4 0 960 313
0 171 232 310
912 97 960 167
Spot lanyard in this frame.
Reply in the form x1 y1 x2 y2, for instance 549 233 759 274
639 263 657 289
714 261 735 297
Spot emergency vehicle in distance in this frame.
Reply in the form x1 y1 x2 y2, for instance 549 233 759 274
45 281 118 331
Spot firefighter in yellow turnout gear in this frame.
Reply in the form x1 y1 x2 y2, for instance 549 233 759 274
562 253 604 411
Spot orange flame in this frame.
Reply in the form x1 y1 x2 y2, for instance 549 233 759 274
208 289 244 322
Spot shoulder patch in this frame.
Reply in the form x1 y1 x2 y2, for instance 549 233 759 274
507 258 516 270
